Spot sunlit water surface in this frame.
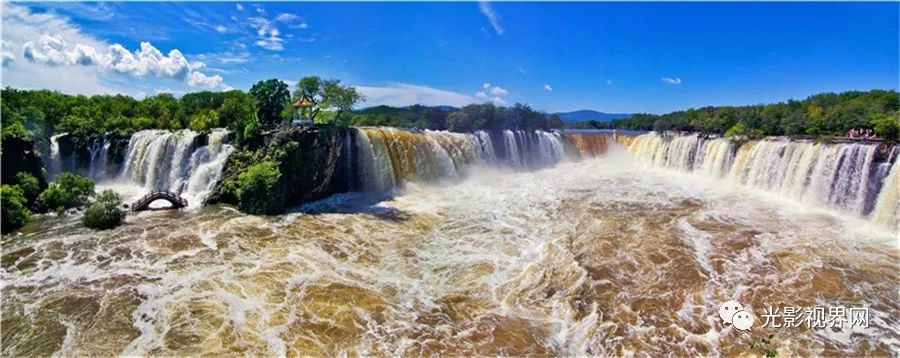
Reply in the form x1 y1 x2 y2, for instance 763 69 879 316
3 148 897 356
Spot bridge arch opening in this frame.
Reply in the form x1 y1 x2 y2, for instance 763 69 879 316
131 191 188 212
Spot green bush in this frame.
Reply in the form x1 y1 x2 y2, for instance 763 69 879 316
14 172 41 205
82 190 126 230
725 122 765 139
2 185 31 233
870 112 899 143
38 172 95 214
236 161 284 214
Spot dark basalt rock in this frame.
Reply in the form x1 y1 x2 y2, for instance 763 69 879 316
208 125 352 214
2 136 48 189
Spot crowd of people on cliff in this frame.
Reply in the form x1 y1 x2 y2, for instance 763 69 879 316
846 127 878 140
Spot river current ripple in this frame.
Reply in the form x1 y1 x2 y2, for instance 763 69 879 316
2 150 897 356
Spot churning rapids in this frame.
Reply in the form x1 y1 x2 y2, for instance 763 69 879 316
3 129 898 356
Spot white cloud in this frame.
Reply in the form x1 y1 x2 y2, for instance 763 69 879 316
275 13 308 28
3 3 226 91
249 11 309 51
478 1 504 35
662 77 682 85
186 70 224 88
215 25 228 33
249 17 283 51
475 83 508 105
236 3 244 11
1 40 15 67
355 83 475 107
543 84 553 92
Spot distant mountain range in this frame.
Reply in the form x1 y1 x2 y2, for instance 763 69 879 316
554 110 632 122
357 105 632 122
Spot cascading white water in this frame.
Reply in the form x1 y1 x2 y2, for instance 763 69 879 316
48 132 68 179
871 153 898 231
119 129 233 203
475 130 498 165
86 141 110 180
502 130 523 168
623 133 898 227
350 128 612 192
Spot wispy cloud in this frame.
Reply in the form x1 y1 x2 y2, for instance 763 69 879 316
478 1 504 35
606 79 613 85
543 84 553 92
355 83 475 107
661 77 682 85
248 8 310 51
235 3 243 11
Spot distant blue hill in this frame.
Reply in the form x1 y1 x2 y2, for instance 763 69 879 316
555 110 632 122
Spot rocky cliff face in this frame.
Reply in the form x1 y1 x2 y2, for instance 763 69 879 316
2 136 47 188
208 126 352 214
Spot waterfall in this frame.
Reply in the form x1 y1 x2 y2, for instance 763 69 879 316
502 130 522 167
475 131 498 165
871 156 899 231
350 128 613 192
352 128 485 190
621 133 898 226
563 132 612 159
119 129 233 202
86 140 110 181
48 132 67 179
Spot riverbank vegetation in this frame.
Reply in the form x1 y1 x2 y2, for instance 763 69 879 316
82 190 126 230
0 172 97 233
574 90 899 142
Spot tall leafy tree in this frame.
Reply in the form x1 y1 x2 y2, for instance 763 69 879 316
293 76 363 124
218 90 259 143
323 80 363 124
249 79 290 127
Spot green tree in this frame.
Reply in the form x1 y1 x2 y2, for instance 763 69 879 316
549 113 565 129
37 172 95 214
218 91 259 142
1 185 31 233
188 109 221 132
869 112 899 143
14 172 41 206
236 161 283 214
293 76 363 124
323 80 363 125
249 79 291 127
83 190 126 230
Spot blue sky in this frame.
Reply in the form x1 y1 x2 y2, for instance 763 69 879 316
2 2 897 114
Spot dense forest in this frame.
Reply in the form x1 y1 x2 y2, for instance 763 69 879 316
4 79 897 149
2 77 566 154
573 90 899 141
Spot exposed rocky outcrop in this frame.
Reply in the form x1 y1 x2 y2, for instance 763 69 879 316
208 126 352 214
2 136 47 188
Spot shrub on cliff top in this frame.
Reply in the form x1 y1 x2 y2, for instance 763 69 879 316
38 172 95 214
83 190 126 230
2 185 31 234
236 161 284 214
